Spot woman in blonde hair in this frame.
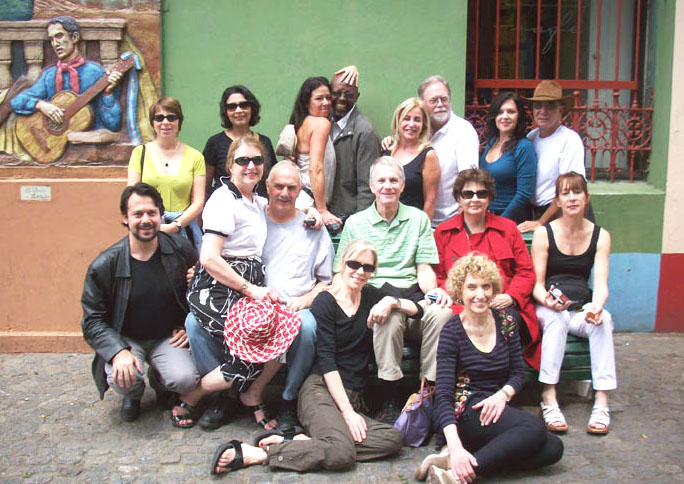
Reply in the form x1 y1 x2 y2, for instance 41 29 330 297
416 253 562 483
210 240 419 475
384 97 441 219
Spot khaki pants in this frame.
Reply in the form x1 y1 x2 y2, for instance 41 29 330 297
266 375 403 472
373 301 454 381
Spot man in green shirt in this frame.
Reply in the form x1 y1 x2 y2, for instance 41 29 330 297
335 156 454 423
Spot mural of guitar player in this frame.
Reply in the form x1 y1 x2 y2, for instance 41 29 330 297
8 16 132 163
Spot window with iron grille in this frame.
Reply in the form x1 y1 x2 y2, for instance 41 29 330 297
465 0 652 181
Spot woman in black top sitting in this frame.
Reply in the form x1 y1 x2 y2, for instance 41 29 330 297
210 240 421 476
384 97 441 220
417 253 562 483
532 172 615 435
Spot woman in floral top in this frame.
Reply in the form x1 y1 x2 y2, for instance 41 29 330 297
416 253 563 483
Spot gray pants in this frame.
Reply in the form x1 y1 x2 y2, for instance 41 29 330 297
105 336 199 400
266 375 403 472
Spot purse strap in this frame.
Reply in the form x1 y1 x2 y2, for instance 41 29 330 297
140 144 146 174
417 377 435 405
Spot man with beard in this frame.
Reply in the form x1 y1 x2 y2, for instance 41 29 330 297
81 183 199 423
328 70 381 221
417 75 479 227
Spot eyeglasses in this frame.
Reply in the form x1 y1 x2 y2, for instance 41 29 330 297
226 101 252 112
152 114 179 123
427 95 450 106
331 90 357 100
345 260 376 273
460 189 490 199
233 156 264 166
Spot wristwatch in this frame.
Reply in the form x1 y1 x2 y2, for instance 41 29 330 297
174 220 182 231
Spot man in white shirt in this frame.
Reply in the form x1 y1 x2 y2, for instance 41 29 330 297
518 80 591 233
418 75 480 226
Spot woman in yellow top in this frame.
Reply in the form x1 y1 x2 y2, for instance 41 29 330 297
128 97 206 251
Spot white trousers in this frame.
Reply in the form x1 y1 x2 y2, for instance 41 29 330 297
537 304 617 391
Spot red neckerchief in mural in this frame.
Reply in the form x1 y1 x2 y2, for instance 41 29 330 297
55 55 85 93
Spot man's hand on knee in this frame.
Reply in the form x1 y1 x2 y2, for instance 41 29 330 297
111 349 142 388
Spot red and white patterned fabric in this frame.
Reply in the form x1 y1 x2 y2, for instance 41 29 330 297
224 297 301 363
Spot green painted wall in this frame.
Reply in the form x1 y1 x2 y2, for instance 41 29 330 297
161 0 468 154
589 182 664 253
648 0 676 190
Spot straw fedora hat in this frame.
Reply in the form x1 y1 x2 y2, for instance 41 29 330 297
523 80 573 108
224 297 301 363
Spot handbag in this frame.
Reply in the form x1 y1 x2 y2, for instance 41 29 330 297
393 377 436 447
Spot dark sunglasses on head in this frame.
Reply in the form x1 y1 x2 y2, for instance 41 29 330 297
460 189 490 199
345 260 376 273
152 114 179 123
233 156 265 166
226 101 252 111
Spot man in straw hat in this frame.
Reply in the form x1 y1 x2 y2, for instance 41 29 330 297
518 80 592 233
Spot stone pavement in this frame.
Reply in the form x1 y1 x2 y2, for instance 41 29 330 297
1 333 683 484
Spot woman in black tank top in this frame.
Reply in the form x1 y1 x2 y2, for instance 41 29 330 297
385 98 441 220
531 172 616 436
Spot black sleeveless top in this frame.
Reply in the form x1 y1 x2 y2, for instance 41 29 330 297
384 146 433 210
545 223 601 304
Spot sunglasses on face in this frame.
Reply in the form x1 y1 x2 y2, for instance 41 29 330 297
460 189 490 199
331 90 357 99
233 156 264 166
345 260 376 273
152 114 179 123
226 101 252 112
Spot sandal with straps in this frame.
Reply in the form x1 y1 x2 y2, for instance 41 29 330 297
170 401 199 429
254 425 305 447
540 402 568 433
245 402 278 430
210 440 245 475
587 406 610 435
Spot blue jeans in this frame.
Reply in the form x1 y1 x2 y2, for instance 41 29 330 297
185 309 316 400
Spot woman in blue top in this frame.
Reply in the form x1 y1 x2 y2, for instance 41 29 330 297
480 92 537 224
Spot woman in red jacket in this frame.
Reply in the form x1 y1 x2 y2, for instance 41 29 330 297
433 169 540 369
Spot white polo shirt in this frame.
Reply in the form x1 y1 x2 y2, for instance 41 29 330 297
202 179 268 258
430 112 480 226
527 125 586 207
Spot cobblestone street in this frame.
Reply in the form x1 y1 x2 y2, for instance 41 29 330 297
1 333 683 483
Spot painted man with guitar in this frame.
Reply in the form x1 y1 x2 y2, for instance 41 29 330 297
10 16 126 161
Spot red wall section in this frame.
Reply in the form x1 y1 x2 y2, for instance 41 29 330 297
656 253 684 332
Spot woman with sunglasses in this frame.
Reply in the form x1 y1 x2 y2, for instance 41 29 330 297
210 240 414 476
128 97 206 252
183 135 282 430
288 76 341 227
384 97 441 220
433 169 541 371
479 92 537 224
203 85 276 198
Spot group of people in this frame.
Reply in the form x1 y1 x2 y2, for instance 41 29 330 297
80 71 617 483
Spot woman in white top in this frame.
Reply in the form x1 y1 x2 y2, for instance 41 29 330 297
288 77 340 227
182 135 281 430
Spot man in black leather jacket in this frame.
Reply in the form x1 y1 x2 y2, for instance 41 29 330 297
81 183 199 423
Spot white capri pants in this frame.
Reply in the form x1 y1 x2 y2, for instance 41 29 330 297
536 304 617 391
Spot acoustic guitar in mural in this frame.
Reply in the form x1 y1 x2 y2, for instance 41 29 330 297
15 56 135 163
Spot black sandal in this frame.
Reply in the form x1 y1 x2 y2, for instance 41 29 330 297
245 402 278 430
171 401 199 429
254 425 305 447
210 440 244 475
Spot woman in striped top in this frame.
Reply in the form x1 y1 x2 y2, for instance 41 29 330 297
416 253 563 483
